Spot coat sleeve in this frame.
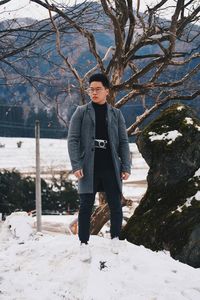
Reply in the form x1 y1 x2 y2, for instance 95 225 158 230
67 106 83 172
118 110 131 174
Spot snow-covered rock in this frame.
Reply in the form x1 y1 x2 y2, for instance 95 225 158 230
122 104 200 268
0 212 34 243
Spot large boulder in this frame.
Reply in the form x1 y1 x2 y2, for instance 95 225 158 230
121 104 200 268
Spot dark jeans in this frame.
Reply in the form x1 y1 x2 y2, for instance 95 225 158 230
78 168 122 243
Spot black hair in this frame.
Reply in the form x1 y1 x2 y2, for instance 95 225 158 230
89 73 110 89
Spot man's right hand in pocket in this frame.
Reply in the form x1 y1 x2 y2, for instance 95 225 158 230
74 169 84 179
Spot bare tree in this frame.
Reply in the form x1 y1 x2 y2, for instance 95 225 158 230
26 0 200 234
2 1 199 128
1 0 200 233
28 0 200 131
0 1 96 126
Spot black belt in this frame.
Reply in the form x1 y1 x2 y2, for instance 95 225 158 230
94 139 108 149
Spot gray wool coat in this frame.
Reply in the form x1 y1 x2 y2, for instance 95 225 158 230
67 101 131 194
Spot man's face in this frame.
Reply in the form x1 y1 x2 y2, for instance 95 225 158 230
88 81 109 105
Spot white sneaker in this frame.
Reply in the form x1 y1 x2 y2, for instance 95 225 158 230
111 237 120 254
80 243 91 262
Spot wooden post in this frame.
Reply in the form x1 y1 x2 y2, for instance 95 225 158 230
35 120 42 232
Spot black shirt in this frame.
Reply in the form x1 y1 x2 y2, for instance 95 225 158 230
92 102 113 170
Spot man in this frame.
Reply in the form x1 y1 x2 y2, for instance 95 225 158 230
68 73 131 261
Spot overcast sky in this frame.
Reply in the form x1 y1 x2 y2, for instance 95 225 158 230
1 0 176 21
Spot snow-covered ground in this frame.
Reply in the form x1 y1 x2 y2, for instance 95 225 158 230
0 137 71 175
0 213 200 300
0 137 148 199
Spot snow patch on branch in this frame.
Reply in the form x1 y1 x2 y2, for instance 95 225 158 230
184 117 200 131
148 130 182 145
195 125 200 131
194 168 200 177
187 191 200 202
174 191 200 213
184 117 194 125
177 106 185 111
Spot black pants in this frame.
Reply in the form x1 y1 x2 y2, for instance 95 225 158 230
78 168 122 243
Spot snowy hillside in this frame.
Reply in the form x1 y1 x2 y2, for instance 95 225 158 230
0 137 71 175
0 213 200 300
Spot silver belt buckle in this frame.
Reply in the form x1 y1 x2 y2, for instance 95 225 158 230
95 139 107 149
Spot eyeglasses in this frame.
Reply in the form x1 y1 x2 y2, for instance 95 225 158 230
86 88 105 94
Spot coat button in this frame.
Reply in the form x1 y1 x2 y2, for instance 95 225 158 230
91 148 94 151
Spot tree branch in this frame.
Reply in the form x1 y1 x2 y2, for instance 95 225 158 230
49 9 86 105
100 0 124 60
115 90 145 108
0 0 11 5
31 0 106 73
127 90 200 135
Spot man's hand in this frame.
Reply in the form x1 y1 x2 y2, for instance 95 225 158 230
74 169 84 179
121 172 130 180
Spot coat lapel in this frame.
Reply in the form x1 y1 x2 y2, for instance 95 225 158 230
87 101 113 126
107 103 113 127
87 102 95 124
106 103 114 141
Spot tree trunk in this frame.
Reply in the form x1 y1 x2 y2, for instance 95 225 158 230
98 192 106 205
90 195 132 235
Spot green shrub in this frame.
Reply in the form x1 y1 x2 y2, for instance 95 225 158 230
0 170 79 215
